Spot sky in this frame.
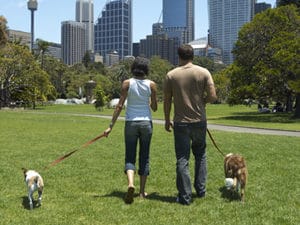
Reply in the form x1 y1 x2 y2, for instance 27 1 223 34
1 0 276 44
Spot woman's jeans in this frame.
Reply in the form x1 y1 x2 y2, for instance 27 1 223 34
124 121 153 176
173 121 207 204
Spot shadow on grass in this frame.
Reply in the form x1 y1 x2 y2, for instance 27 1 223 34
21 196 41 210
219 186 242 202
93 190 175 203
210 111 298 124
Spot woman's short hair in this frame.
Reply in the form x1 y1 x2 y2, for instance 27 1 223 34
178 44 194 61
131 57 149 76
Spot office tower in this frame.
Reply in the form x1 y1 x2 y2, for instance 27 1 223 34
61 21 87 65
140 33 177 65
94 0 132 64
255 2 271 14
162 0 195 44
76 0 94 52
208 0 255 64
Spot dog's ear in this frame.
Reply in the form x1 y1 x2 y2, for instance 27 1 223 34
21 168 28 175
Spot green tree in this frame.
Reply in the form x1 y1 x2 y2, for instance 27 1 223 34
0 43 54 108
229 5 300 117
149 56 173 100
277 0 300 7
0 16 8 47
82 51 92 68
94 85 107 111
36 39 50 69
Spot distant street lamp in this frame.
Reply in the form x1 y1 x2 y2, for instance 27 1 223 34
27 0 38 51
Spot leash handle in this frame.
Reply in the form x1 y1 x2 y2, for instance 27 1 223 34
207 129 226 157
44 132 106 170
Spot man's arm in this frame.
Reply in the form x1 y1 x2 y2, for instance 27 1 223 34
205 83 217 104
163 77 173 132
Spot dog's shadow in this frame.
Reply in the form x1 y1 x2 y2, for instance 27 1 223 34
93 190 175 203
219 186 241 202
21 196 41 210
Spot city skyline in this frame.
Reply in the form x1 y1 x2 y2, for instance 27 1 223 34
1 0 275 44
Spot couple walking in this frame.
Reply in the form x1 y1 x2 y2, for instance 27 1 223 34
104 44 217 205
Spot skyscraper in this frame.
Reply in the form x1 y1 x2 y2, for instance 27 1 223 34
61 21 86 65
208 0 255 64
94 0 132 64
162 0 195 44
76 0 94 52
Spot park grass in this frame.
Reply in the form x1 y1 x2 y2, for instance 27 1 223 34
34 103 300 131
0 109 299 225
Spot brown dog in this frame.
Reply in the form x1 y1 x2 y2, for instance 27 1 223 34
224 153 247 202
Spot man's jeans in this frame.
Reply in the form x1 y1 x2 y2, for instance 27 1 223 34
124 121 153 176
173 121 207 204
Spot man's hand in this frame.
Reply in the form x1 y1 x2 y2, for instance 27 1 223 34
164 120 173 132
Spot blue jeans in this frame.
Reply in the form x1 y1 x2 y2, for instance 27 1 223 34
173 121 207 204
124 121 153 176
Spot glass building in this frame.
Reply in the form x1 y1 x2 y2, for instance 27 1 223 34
76 0 94 52
94 0 132 63
208 0 255 64
163 0 195 44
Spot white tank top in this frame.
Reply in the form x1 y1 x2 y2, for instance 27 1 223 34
125 78 152 121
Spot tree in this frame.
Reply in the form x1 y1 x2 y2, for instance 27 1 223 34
277 0 300 7
229 5 300 117
94 85 107 111
36 39 49 69
149 56 173 100
0 16 8 47
82 51 92 68
0 43 54 108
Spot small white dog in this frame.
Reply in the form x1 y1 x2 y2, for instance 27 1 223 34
22 168 44 210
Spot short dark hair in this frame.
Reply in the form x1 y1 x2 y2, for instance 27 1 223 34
178 44 194 60
131 57 149 76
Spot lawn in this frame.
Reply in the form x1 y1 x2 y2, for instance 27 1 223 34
34 103 300 131
0 107 299 225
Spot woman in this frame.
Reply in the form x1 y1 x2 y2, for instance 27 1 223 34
104 57 157 204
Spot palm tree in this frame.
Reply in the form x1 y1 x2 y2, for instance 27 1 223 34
36 39 49 69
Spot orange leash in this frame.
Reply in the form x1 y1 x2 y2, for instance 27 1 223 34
44 132 106 170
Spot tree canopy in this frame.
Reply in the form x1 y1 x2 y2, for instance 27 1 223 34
227 5 300 117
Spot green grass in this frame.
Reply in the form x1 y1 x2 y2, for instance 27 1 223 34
0 109 299 225
33 103 300 131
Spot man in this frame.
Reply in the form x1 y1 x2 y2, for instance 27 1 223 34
163 44 217 205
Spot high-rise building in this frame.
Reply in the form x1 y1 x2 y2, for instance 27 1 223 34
61 21 87 65
140 33 177 65
255 2 271 14
94 0 132 64
162 0 195 44
76 0 94 52
208 0 255 64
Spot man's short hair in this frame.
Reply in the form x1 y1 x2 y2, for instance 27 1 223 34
178 44 194 60
131 56 149 76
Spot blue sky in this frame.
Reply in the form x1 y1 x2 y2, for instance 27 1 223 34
1 0 275 44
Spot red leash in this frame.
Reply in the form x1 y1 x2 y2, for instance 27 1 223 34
44 132 106 170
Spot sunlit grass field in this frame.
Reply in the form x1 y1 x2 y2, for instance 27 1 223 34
0 105 299 225
36 103 300 131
